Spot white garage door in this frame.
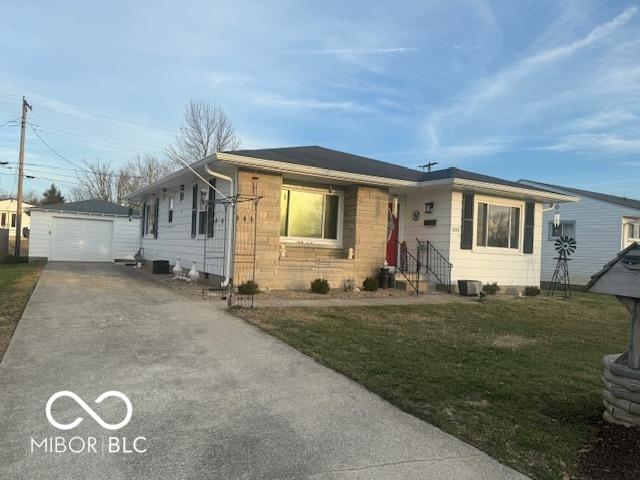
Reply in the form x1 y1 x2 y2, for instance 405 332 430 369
51 217 113 262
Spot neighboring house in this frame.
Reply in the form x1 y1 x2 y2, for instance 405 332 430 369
28 199 140 262
129 146 575 291
520 180 640 286
0 198 33 239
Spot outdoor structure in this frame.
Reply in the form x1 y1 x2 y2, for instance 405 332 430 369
587 242 640 427
0 198 33 254
128 146 576 292
520 180 640 286
28 199 140 262
129 146 577 292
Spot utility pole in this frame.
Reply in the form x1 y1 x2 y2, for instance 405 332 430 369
15 96 32 258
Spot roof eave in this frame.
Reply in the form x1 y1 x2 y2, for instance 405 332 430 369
451 178 579 203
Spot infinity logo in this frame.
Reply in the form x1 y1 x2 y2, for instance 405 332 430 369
45 391 132 431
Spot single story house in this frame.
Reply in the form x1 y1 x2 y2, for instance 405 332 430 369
520 180 640 286
28 199 140 262
128 146 576 291
0 197 33 238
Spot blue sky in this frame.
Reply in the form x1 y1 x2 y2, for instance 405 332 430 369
0 0 639 198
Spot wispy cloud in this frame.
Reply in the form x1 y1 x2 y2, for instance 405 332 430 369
426 6 638 148
253 94 372 113
540 133 640 154
287 47 419 55
370 137 509 161
569 108 638 130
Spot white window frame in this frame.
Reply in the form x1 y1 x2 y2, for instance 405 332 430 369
168 196 175 225
144 203 155 238
197 185 208 237
279 184 344 248
549 220 576 240
629 222 640 241
473 196 524 253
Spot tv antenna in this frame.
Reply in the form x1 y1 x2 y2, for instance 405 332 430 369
419 161 439 172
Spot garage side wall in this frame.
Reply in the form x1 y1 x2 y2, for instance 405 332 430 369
28 211 50 261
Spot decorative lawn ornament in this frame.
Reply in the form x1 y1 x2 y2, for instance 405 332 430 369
547 235 576 298
587 242 640 427
188 261 200 283
172 257 182 276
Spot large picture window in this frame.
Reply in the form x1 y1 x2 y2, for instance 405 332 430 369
477 202 520 249
280 187 341 244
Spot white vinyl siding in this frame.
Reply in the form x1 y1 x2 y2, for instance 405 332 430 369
140 177 230 275
449 192 542 287
537 191 640 285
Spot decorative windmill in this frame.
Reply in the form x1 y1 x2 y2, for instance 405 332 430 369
547 235 576 298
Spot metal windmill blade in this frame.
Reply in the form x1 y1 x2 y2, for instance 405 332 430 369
555 235 577 256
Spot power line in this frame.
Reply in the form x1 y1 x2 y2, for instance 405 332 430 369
28 123 85 171
24 128 147 179
28 121 166 156
0 171 78 186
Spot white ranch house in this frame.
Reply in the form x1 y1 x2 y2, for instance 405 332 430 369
129 146 576 292
520 180 640 286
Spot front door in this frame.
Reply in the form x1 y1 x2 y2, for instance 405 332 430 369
386 202 399 266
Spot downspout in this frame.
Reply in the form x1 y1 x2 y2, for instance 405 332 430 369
205 164 234 288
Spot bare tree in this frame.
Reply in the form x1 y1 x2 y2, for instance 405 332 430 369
71 155 176 205
166 99 240 166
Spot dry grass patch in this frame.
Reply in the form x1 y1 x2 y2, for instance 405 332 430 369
492 334 537 350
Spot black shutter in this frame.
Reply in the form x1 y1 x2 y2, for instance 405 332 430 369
141 202 146 236
153 197 159 239
460 193 474 250
523 202 535 253
207 178 216 238
191 184 198 238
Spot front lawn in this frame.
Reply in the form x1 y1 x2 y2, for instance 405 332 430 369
235 293 635 480
0 261 44 360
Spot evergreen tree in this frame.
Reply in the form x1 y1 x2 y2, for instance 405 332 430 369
41 183 65 205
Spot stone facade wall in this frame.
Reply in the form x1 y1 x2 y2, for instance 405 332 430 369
233 169 389 290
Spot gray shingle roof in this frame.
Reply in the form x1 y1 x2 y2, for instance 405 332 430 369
226 146 552 191
35 199 134 216
520 180 640 210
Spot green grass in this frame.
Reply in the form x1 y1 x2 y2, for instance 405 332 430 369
0 261 44 360
235 293 628 480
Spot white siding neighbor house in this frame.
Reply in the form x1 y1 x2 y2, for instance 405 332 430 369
520 180 640 286
129 146 576 292
0 197 33 239
28 199 140 262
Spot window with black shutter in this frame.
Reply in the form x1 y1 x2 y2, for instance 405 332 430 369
153 197 159 239
141 202 146 236
460 193 474 250
523 202 535 254
207 178 216 238
191 184 198 238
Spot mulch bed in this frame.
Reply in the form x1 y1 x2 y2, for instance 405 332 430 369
578 418 640 479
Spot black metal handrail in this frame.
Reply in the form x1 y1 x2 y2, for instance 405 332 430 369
416 240 453 293
395 241 422 294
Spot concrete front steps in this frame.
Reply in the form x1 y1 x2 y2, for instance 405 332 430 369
393 272 437 294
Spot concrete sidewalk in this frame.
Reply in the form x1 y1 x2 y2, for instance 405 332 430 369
0 263 527 479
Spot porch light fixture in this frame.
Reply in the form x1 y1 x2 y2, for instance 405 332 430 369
425 202 434 214
392 196 399 217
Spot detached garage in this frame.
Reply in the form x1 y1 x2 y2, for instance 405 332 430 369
28 199 140 262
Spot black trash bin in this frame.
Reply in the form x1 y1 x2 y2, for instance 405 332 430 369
153 260 170 274
378 267 390 289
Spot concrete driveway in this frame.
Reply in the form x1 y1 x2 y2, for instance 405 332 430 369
0 263 527 479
